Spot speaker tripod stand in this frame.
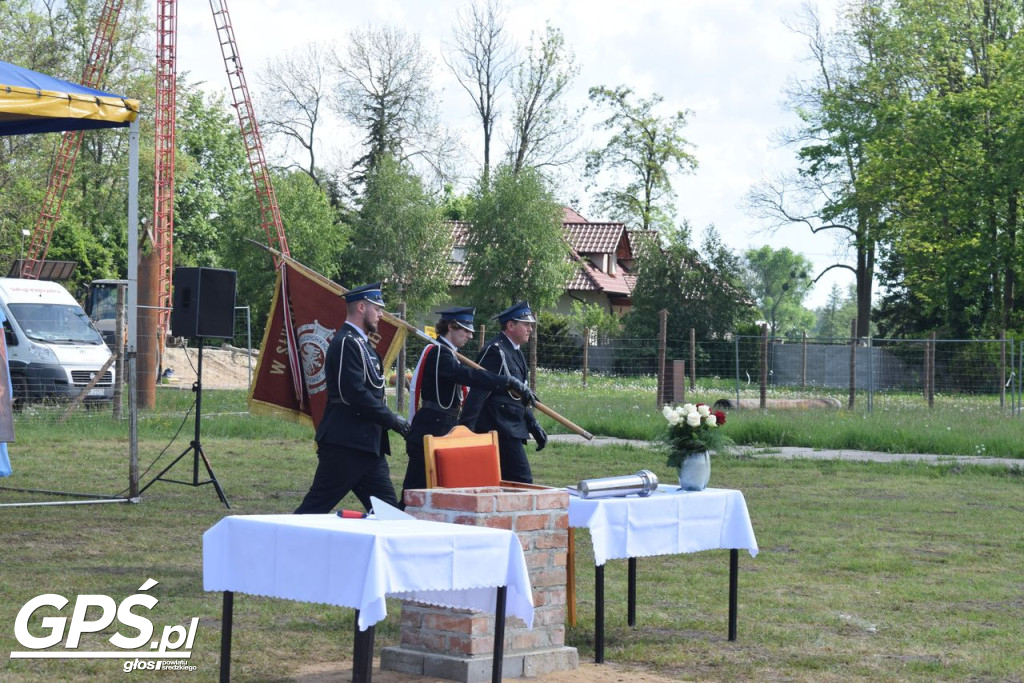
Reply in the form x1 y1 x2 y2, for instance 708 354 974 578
141 341 229 508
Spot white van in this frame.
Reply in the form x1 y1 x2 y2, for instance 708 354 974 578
0 278 115 406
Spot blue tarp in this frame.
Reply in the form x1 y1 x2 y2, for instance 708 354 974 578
0 59 139 136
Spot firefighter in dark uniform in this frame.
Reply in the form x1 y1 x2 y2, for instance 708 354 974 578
459 302 547 484
399 306 531 505
295 282 410 514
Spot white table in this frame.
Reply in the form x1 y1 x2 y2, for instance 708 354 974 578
203 514 534 682
568 486 758 662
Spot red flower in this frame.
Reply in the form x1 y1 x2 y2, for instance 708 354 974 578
713 410 727 426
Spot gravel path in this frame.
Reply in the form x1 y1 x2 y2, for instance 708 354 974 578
547 434 1023 468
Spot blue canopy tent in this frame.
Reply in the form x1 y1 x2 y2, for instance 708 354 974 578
0 59 138 135
0 60 141 504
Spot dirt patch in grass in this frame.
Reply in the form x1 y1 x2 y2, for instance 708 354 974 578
162 345 255 390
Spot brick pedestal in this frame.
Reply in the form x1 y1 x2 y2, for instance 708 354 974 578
381 486 578 682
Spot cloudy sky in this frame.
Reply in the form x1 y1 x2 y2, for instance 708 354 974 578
175 0 849 307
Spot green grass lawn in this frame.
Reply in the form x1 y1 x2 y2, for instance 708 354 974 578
2 381 1023 680
534 369 1024 458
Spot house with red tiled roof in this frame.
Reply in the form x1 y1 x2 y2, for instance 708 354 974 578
445 207 641 317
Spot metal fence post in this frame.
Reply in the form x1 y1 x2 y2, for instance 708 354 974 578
759 325 768 410
867 335 874 413
243 306 252 387
925 337 933 405
734 335 741 407
529 314 538 390
112 283 126 419
1000 330 1006 411
848 318 856 410
656 310 667 407
689 327 696 391
801 331 807 389
582 327 590 388
128 351 139 498
928 332 936 408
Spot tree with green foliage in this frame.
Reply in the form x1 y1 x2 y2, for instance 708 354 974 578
507 23 581 177
624 223 751 346
330 26 457 190
535 310 579 371
174 85 248 268
441 184 473 221
742 246 815 338
463 164 572 317
345 154 451 317
861 0 1024 338
815 283 857 339
220 170 347 334
585 86 697 232
0 0 151 291
756 1 1024 340
566 300 621 341
745 5 884 339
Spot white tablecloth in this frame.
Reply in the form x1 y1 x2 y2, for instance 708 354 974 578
568 486 758 566
203 514 534 631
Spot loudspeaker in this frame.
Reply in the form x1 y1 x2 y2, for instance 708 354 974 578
171 267 236 339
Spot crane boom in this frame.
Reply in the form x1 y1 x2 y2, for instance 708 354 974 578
153 0 178 334
208 0 290 260
22 0 126 280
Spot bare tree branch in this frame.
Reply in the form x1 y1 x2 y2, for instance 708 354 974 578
257 42 330 186
443 0 514 180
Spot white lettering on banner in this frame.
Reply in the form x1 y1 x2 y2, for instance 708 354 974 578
9 578 200 672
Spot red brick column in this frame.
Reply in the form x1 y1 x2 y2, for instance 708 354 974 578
381 486 578 682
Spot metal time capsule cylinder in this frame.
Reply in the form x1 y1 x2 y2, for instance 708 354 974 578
577 469 659 499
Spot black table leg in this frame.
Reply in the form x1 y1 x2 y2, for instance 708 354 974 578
492 585 507 683
352 611 375 683
594 563 605 664
220 591 233 683
627 557 637 627
728 549 738 641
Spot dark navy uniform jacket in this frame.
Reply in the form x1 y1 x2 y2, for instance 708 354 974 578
314 322 403 456
413 335 510 419
459 332 539 439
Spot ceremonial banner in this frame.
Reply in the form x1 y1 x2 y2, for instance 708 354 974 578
248 262 406 428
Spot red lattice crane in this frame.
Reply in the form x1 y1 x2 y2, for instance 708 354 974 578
207 0 290 261
26 0 289 334
21 0 126 280
153 0 178 334
150 0 289 335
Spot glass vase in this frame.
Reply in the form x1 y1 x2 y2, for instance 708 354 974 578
677 450 711 491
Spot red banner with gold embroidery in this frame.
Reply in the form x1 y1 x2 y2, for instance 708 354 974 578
248 261 405 428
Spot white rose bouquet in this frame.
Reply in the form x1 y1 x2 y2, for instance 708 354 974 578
661 402 734 468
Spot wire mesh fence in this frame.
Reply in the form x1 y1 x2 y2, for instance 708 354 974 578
529 332 1021 417
5 314 1022 507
